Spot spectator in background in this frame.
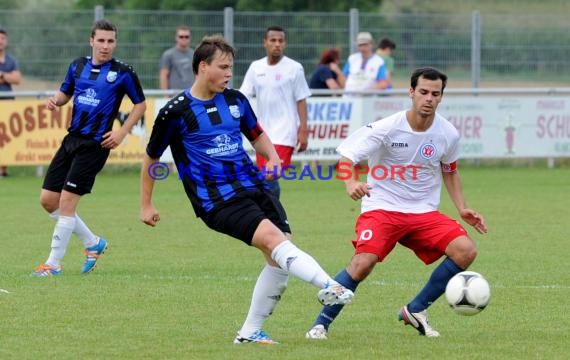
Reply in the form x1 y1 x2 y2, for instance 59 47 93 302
376 37 397 89
343 32 389 94
0 26 22 178
309 47 345 91
159 26 194 171
159 25 195 92
240 26 311 199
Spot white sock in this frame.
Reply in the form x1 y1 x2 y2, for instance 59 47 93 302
48 209 60 221
49 210 98 248
238 265 288 338
46 216 76 267
74 214 98 248
271 240 333 288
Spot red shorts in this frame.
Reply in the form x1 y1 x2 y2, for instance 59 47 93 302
256 145 294 168
352 209 468 265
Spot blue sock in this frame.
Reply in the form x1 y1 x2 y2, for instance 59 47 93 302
312 269 360 330
408 257 463 313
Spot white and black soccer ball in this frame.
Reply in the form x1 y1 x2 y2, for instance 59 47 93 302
445 271 491 316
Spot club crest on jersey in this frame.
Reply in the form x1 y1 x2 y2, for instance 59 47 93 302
419 143 437 160
229 105 240 118
106 71 118 83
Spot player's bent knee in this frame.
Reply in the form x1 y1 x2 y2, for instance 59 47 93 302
347 253 378 281
459 246 477 268
39 191 59 213
446 236 478 267
252 225 288 255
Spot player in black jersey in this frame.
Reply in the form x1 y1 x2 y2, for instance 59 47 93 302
32 19 146 277
140 34 353 344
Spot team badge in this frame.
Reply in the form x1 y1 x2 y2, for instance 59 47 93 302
106 71 118 83
229 105 240 118
419 143 437 160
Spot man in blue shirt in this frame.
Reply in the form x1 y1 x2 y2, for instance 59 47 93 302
0 26 22 177
32 19 146 277
0 27 20 94
140 35 354 344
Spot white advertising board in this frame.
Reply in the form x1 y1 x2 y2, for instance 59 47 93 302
312 95 570 159
159 95 570 162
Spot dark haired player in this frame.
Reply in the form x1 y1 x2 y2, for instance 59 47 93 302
140 34 353 344
33 19 146 276
306 67 487 340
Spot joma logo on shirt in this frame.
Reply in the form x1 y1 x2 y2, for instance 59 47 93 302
391 142 408 148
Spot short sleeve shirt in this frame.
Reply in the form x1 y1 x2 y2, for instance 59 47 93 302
337 111 460 214
240 56 311 147
0 53 19 92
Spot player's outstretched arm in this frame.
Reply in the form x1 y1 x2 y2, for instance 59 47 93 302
442 170 487 234
101 101 147 149
337 157 371 200
46 91 72 111
296 99 308 152
252 132 282 180
140 154 161 227
459 209 487 234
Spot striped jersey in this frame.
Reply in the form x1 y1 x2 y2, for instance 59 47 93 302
60 57 145 142
146 88 267 217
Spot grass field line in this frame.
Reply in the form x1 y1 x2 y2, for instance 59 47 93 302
127 274 569 290
369 280 569 290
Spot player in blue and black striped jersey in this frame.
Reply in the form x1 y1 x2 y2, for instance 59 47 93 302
146 82 267 216
140 34 354 344
32 19 146 277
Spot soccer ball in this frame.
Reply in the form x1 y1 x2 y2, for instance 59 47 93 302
445 271 491 316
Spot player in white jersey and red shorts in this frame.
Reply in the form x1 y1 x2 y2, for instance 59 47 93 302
306 67 488 339
240 26 311 198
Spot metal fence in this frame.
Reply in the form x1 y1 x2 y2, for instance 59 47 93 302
1 7 570 89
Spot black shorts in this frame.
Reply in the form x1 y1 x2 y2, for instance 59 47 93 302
201 188 291 245
42 135 110 195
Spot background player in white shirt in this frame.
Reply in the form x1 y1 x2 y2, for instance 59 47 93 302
306 67 488 340
240 26 311 198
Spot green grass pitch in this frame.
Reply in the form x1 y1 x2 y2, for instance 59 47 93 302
0 165 568 359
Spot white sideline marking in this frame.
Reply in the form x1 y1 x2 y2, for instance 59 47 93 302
500 284 568 289
138 275 569 290
368 280 569 290
0 288 10 294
